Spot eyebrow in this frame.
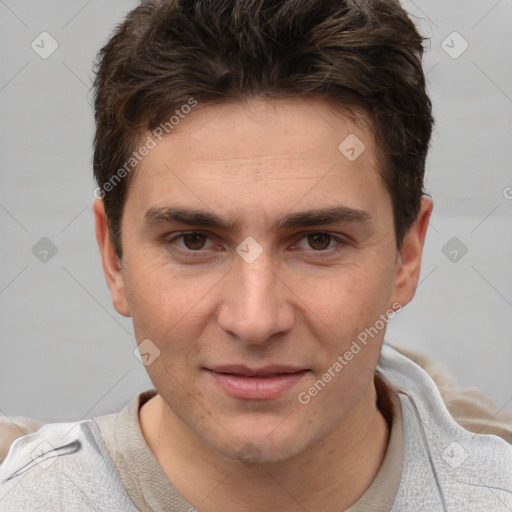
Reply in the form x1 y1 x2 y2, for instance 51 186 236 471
143 205 371 233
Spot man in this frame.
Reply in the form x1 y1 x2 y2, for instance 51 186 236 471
1 0 511 510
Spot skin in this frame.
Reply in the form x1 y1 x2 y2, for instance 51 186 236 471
94 96 432 511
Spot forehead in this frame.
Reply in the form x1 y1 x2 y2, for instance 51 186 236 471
125 97 388 222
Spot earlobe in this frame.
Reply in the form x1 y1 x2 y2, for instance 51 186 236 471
93 199 131 317
390 196 433 309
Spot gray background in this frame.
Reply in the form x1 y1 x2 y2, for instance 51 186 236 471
0 0 511 424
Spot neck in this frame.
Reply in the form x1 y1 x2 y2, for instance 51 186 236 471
140 378 390 512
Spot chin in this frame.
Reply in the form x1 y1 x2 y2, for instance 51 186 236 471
204 419 319 466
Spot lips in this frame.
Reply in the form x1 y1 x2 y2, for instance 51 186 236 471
204 365 309 400
207 364 307 377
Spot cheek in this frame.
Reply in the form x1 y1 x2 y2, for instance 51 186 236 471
296 258 395 335
123 260 220 365
122 262 186 340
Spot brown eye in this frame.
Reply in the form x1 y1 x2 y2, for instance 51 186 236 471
182 233 207 250
307 233 332 250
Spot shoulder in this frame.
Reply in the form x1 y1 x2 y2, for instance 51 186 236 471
0 416 42 464
378 343 512 510
392 344 512 442
0 419 137 511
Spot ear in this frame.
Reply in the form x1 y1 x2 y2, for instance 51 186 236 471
93 199 131 317
390 196 433 309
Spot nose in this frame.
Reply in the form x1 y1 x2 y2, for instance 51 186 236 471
216 251 295 346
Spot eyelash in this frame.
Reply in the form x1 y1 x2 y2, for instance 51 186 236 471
164 231 348 258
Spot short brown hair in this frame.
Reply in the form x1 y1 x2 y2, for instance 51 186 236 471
93 0 434 258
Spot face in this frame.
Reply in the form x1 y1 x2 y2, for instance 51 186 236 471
95 97 431 463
